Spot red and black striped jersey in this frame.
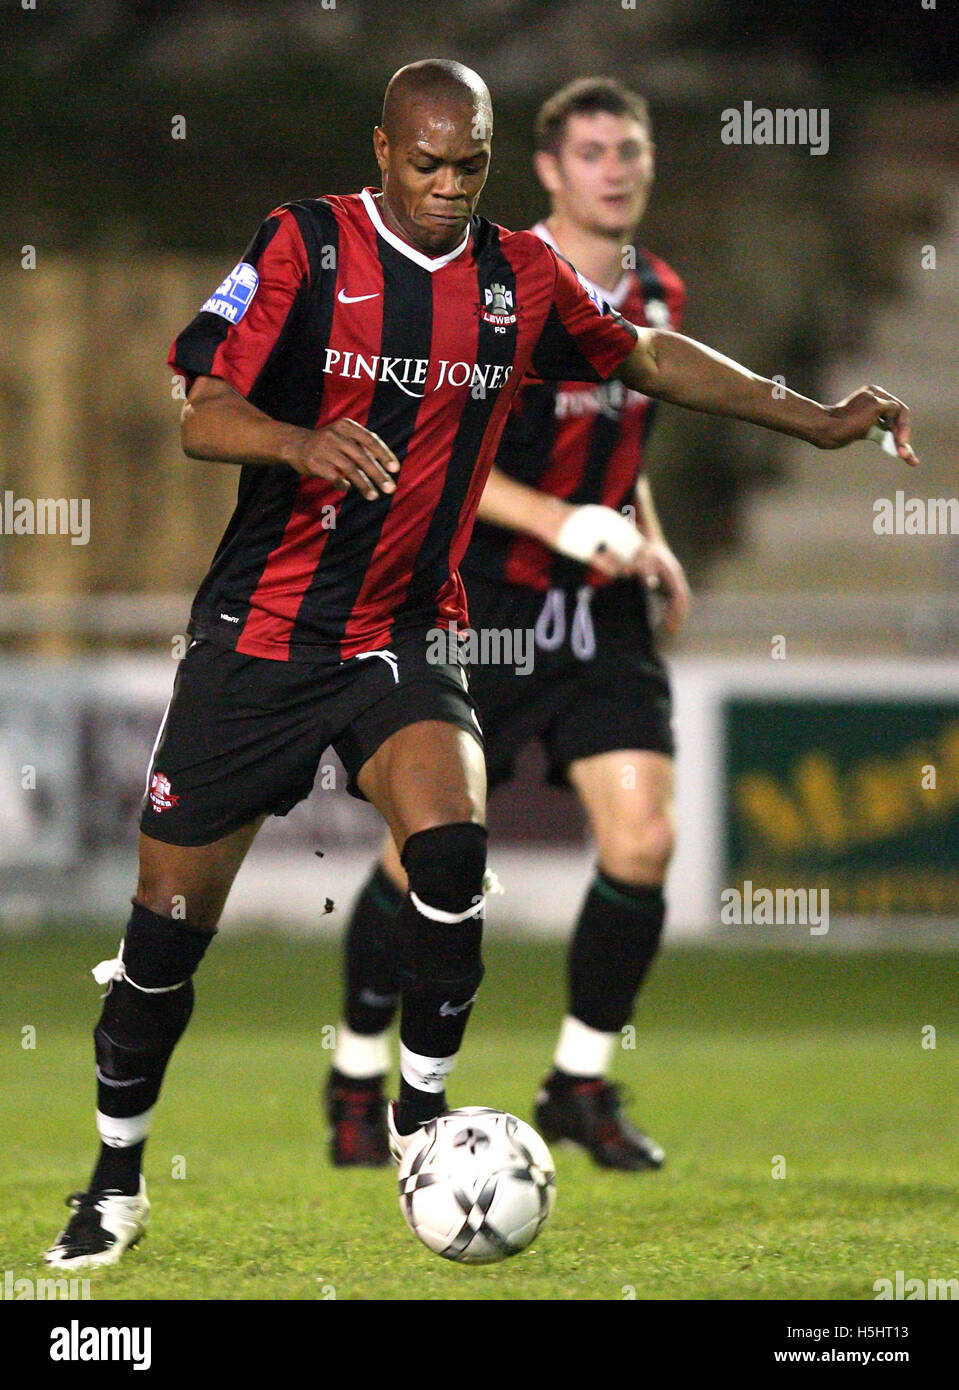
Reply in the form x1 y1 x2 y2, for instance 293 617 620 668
462 223 685 594
168 189 637 662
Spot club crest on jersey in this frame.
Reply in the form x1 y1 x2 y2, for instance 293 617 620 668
479 283 517 332
200 262 259 324
149 772 179 813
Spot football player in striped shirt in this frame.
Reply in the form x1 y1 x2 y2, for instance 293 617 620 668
45 60 914 1264
327 78 913 1171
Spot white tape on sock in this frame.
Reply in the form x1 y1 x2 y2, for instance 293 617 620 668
554 1015 616 1078
333 1024 391 1079
400 1044 457 1095
96 1107 155 1148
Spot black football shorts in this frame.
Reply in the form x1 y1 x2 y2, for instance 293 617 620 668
461 572 674 789
140 632 484 847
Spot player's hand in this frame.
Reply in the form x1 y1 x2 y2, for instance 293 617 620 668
820 386 918 465
554 504 646 577
290 418 401 499
631 540 691 636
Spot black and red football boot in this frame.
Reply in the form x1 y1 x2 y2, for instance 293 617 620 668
534 1071 665 1172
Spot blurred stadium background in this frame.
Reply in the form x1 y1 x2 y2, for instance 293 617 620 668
2 0 957 945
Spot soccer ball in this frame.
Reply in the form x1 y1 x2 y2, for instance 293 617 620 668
397 1108 556 1264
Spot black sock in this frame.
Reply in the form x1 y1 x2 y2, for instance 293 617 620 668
549 1068 602 1089
90 1140 146 1194
395 824 487 1133
568 871 665 1034
344 864 403 1036
90 903 213 1195
328 1067 383 1094
398 1076 447 1130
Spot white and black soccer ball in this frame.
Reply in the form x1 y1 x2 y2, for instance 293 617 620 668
397 1107 556 1265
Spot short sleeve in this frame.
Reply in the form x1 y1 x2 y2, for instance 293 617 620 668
168 208 310 397
530 246 638 384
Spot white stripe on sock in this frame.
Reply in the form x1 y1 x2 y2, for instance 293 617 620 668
399 1044 457 1095
553 1015 615 1078
96 1107 155 1148
333 1024 390 1079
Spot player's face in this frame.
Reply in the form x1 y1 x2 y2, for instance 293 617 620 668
374 102 491 255
539 112 654 237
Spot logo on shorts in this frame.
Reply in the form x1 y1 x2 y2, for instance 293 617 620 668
149 772 179 813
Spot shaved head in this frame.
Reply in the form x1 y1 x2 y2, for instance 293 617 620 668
373 60 494 256
382 59 492 142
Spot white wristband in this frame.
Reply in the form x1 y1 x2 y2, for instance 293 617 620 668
555 505 643 565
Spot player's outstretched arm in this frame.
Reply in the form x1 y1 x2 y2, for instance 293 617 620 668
616 329 918 465
180 374 400 499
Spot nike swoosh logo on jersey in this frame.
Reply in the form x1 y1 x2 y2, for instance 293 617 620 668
337 289 380 304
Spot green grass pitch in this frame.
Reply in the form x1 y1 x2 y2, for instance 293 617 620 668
1 931 957 1301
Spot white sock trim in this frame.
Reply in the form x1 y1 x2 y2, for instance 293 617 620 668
399 1044 457 1094
96 1107 155 1148
554 1015 615 1078
333 1024 390 1080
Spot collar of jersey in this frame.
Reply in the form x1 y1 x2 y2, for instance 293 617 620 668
361 188 471 272
532 221 633 310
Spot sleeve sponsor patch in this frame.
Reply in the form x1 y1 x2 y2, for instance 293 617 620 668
200 262 260 324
